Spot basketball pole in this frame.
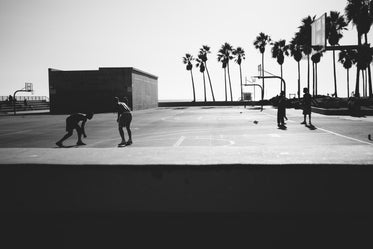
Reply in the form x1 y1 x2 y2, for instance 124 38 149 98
13 83 33 115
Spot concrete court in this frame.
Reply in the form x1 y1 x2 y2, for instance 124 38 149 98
0 105 372 165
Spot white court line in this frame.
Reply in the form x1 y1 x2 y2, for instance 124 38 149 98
0 129 33 137
173 136 185 147
317 127 373 146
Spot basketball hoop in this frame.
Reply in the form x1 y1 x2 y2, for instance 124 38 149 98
25 82 33 92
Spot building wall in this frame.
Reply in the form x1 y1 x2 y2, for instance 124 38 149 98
49 68 157 114
132 71 158 111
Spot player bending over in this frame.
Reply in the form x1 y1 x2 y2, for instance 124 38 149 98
56 112 94 147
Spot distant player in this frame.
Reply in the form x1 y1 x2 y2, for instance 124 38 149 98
114 97 132 146
56 112 94 147
277 91 286 128
301 87 312 125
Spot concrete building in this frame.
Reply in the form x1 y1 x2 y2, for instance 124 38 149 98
49 67 158 114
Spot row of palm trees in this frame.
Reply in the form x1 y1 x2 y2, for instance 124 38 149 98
183 0 373 102
254 0 373 99
182 44 246 102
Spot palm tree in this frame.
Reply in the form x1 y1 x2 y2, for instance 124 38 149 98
199 45 215 101
311 51 323 96
196 57 207 102
345 0 373 97
355 44 373 96
326 11 348 98
182 54 196 102
338 49 358 98
233 47 246 101
289 34 303 98
217 43 234 101
253 32 271 99
271 39 290 92
297 16 315 90
217 48 228 101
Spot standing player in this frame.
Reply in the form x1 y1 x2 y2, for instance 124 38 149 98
114 97 132 146
56 112 94 147
301 87 312 125
277 91 286 128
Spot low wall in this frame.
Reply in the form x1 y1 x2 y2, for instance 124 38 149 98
158 101 265 107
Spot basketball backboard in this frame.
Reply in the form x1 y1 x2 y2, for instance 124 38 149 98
311 13 326 53
25 82 33 92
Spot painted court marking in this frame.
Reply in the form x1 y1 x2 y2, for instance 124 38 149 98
0 129 33 137
173 136 185 147
317 127 373 146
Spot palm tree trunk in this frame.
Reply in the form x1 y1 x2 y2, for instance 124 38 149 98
366 69 369 97
224 69 227 102
262 53 265 100
227 63 233 101
355 34 361 97
307 54 310 90
365 33 372 97
312 62 315 97
347 69 350 98
333 50 337 98
362 70 366 97
316 63 318 96
280 65 283 92
203 72 206 102
190 70 196 102
368 64 373 98
205 64 215 101
239 65 243 101
298 61 301 99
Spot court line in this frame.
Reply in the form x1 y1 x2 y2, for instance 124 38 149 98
317 127 372 146
173 136 185 147
262 111 372 145
0 129 33 137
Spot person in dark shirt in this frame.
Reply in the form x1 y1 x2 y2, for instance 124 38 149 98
301 87 312 125
56 112 93 147
277 91 286 128
114 97 132 146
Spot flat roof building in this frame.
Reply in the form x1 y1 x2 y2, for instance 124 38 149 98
49 67 158 114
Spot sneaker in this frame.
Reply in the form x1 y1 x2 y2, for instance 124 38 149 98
118 141 126 146
300 121 306 125
56 142 63 147
126 140 133 146
76 141 86 146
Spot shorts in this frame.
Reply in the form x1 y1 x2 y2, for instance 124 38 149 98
118 112 132 128
303 107 311 115
66 118 79 132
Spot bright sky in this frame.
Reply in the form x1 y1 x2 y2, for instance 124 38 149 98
0 0 371 101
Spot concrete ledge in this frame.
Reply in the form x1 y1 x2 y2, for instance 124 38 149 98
158 101 263 107
312 106 373 115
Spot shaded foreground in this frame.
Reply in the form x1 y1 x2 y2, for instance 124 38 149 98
2 164 373 248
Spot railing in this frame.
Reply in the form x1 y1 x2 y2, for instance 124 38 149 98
0 96 49 101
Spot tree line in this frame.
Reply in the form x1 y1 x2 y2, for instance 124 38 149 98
183 0 373 102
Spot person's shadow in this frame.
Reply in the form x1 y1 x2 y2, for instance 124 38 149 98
306 124 317 130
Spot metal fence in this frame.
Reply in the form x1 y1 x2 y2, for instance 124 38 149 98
0 96 49 102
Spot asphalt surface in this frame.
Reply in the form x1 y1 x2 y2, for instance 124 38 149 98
1 106 372 165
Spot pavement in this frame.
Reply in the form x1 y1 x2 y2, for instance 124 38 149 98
1 106 372 165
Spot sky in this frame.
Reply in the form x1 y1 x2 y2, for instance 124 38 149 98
0 0 372 101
